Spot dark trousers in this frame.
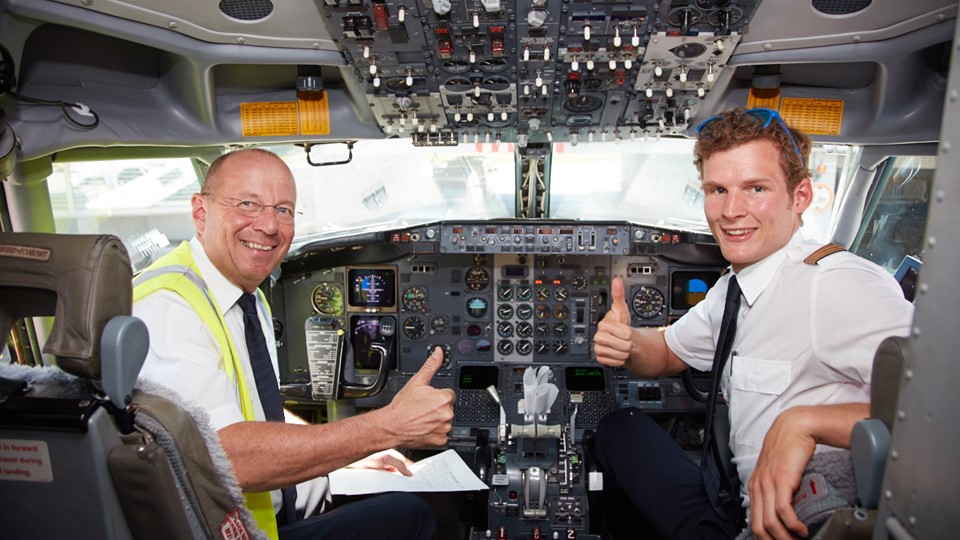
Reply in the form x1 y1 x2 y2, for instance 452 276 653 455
595 408 740 540
278 492 437 540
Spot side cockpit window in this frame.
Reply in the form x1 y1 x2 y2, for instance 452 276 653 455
853 155 934 275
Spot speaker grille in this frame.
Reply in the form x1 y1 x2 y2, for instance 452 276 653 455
219 0 274 21
812 0 872 15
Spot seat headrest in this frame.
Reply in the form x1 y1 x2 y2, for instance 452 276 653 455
0 232 132 379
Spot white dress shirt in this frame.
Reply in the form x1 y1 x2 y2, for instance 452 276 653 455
665 231 914 508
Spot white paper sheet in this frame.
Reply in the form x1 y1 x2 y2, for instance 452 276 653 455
328 449 489 495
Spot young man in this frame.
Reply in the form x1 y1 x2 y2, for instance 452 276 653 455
133 148 455 540
592 109 914 539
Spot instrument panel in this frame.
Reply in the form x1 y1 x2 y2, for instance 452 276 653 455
276 220 725 539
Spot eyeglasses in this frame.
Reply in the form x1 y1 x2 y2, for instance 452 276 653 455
202 192 301 223
696 108 804 165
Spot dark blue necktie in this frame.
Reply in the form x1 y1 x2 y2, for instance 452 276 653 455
237 293 285 421
699 274 742 519
237 292 297 525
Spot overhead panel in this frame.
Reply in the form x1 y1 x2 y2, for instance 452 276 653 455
323 0 762 146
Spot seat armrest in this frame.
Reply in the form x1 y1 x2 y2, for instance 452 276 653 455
851 418 891 509
101 316 150 410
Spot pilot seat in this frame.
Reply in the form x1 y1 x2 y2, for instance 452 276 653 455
0 232 265 540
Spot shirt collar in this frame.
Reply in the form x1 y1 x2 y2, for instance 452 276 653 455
188 236 244 317
731 230 805 307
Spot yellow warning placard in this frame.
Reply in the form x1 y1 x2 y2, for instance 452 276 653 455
780 98 844 136
240 102 299 137
239 93 331 137
298 92 330 136
747 87 780 110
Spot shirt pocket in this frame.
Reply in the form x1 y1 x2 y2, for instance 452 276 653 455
729 356 791 395
728 356 792 453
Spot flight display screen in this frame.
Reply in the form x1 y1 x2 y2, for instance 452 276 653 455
348 268 396 308
350 315 397 370
458 365 499 390
565 366 605 392
670 270 721 311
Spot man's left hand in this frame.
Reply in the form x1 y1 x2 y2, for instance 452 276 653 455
749 406 816 540
347 449 415 476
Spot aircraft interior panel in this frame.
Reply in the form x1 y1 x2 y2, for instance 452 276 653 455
273 220 726 538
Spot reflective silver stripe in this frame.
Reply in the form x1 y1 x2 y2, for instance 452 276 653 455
134 265 219 314
137 264 271 323
133 264 192 286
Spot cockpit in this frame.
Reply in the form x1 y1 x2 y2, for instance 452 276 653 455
0 0 957 538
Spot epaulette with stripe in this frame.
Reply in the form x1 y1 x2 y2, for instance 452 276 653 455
804 243 846 265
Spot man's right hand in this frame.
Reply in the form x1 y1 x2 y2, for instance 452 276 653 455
386 346 456 448
593 276 636 369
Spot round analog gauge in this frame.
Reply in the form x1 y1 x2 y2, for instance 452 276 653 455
535 285 551 301
466 297 489 318
516 340 533 356
516 285 533 301
401 286 427 312
515 304 533 320
496 304 514 320
554 341 568 355
516 322 533 338
553 322 569 338
431 316 448 334
535 339 550 355
497 285 513 302
535 321 551 337
465 266 490 291
427 344 452 367
496 321 514 338
632 286 666 320
311 282 343 315
535 304 552 320
403 316 426 340
571 275 587 291
553 304 569 320
554 286 569 302
497 339 514 355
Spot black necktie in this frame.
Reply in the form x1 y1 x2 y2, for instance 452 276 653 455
237 293 285 421
237 292 297 525
699 274 742 519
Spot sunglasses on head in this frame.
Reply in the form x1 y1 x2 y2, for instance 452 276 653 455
696 108 804 165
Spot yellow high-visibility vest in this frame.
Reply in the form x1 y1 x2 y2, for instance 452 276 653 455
133 241 279 539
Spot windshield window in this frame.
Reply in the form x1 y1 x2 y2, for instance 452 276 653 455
47 140 860 265
276 141 516 243
550 138 709 232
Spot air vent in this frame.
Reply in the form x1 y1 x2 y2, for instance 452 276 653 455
812 0 871 15
219 0 274 21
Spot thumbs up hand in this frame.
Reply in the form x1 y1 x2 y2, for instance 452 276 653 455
386 347 456 447
594 277 635 368
608 275 632 325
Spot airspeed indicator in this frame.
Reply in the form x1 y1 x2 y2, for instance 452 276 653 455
631 286 666 320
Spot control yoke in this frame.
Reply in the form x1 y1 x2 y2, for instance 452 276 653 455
341 342 390 399
283 316 391 401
